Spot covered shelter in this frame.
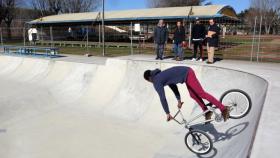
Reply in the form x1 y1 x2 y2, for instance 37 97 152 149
27 5 239 54
29 5 238 25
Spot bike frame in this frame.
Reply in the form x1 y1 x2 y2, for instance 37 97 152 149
173 105 222 129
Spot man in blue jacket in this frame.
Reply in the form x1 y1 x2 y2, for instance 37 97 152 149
143 66 230 122
154 20 169 60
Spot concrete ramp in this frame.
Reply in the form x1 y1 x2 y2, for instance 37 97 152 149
0 56 267 158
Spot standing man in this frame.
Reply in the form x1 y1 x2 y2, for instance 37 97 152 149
173 21 186 61
206 19 221 64
191 17 206 62
154 20 168 60
28 28 38 45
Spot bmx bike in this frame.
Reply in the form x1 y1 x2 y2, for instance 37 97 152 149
172 89 252 155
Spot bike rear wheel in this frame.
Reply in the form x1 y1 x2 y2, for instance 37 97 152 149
185 129 213 155
220 89 252 119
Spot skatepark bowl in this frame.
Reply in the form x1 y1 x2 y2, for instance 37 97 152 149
0 55 267 158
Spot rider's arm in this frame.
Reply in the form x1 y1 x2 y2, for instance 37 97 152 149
169 84 181 101
154 83 170 114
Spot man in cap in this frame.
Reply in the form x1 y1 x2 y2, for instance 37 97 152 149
191 17 206 62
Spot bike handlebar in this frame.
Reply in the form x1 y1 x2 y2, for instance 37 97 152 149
173 109 181 119
172 109 187 125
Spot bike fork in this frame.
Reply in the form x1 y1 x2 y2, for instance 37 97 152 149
190 129 201 145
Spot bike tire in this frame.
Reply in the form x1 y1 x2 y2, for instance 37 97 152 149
185 129 213 155
220 89 252 119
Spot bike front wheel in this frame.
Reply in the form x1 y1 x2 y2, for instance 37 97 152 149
220 89 252 119
185 129 213 155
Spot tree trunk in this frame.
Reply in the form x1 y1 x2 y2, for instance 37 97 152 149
7 23 12 39
265 25 271 34
264 20 271 34
272 27 276 35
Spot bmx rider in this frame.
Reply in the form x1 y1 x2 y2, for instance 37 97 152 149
143 66 230 122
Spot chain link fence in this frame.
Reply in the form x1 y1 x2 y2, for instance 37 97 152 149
0 17 279 62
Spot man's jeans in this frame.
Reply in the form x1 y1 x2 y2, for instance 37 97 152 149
155 44 165 59
173 43 184 59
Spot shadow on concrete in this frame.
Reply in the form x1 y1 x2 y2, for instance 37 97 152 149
191 122 249 143
196 147 218 158
163 55 223 63
189 122 249 158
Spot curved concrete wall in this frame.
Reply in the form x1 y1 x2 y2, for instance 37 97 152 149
0 56 268 158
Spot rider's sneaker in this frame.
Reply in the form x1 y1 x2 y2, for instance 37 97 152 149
222 106 230 122
205 111 213 120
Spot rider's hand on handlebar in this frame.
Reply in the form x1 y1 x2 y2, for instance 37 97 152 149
167 114 173 122
177 101 184 109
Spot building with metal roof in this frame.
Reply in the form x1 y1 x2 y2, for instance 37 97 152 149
28 5 238 26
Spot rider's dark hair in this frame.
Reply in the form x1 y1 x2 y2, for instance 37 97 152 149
143 70 151 81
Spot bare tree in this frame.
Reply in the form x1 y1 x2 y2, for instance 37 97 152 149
250 0 280 34
31 0 49 16
32 0 101 16
48 0 62 14
148 0 211 8
244 8 258 28
0 0 5 25
61 0 101 13
3 0 17 39
32 0 62 16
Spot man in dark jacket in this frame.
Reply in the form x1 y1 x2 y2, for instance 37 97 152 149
143 66 230 122
191 18 206 62
206 19 221 64
154 20 168 60
173 21 186 61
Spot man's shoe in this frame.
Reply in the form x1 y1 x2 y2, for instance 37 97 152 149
191 58 196 61
222 106 230 122
205 111 213 120
155 57 159 60
206 61 214 64
176 57 183 61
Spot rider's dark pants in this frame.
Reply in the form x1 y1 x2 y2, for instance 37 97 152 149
185 69 225 112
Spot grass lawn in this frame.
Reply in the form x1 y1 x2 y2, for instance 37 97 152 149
2 35 279 62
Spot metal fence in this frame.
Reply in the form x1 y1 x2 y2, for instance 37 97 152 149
0 17 279 62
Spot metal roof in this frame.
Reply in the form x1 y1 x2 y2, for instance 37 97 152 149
29 5 238 25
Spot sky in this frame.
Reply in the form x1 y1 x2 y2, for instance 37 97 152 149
105 0 250 13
